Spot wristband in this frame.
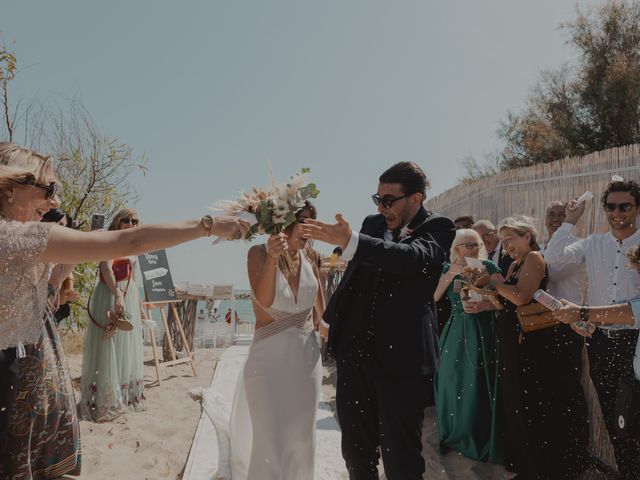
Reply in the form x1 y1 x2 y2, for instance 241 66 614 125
579 306 589 323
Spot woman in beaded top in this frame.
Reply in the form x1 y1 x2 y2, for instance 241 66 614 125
0 141 249 479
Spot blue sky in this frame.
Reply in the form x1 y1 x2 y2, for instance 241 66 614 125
2 0 595 288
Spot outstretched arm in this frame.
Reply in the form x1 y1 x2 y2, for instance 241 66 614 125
40 216 249 265
554 299 636 326
302 214 455 275
352 226 453 274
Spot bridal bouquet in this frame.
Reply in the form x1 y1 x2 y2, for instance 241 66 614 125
211 168 320 242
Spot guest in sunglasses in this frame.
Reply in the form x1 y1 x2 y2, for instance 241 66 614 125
80 208 149 422
544 179 640 480
301 162 455 479
0 142 249 479
433 229 505 465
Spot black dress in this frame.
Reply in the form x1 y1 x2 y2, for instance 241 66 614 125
496 259 589 480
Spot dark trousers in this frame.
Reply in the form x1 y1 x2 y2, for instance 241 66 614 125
588 329 640 480
336 355 433 480
0 348 19 452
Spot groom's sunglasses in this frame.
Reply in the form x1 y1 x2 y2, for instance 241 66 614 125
371 193 412 209
11 177 58 200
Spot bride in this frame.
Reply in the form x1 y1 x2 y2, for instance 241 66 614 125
228 201 325 480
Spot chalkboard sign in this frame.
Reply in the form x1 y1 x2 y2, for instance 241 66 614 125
137 250 177 303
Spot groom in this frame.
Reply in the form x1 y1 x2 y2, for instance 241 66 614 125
302 162 455 479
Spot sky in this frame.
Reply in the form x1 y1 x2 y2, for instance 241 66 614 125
2 0 597 289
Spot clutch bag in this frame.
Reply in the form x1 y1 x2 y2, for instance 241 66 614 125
516 302 559 332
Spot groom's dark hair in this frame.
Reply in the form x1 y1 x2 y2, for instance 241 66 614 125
379 162 430 196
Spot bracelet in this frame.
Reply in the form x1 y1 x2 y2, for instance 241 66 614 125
267 253 280 261
579 305 589 323
200 215 215 237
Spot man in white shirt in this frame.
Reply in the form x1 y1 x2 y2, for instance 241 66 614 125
539 201 587 304
545 180 640 479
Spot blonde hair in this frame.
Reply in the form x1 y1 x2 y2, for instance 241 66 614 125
0 142 58 194
449 228 487 264
109 208 139 231
498 215 540 251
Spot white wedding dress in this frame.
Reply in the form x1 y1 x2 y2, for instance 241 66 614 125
223 246 322 480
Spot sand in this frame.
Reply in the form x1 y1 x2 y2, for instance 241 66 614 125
63 345 602 480
65 347 223 480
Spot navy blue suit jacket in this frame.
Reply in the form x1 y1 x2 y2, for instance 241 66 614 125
324 207 455 376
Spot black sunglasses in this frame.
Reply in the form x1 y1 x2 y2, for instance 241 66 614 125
371 193 412 209
604 202 635 213
11 178 58 200
120 218 139 225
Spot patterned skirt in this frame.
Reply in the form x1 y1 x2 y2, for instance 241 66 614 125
0 313 81 479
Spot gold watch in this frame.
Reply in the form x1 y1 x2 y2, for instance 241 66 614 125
200 215 215 236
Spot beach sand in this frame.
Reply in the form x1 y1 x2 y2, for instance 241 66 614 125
66 346 223 480
65 346 601 480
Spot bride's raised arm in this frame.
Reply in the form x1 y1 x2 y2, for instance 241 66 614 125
247 233 288 309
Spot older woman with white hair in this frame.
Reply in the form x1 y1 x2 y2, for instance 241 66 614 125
0 142 249 479
489 215 588 480
433 228 505 465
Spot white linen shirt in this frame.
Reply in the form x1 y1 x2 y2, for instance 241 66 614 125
544 223 640 329
540 238 587 305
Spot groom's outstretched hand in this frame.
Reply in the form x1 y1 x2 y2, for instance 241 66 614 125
300 214 352 250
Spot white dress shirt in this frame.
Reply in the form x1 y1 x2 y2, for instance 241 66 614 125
540 238 587 305
544 223 640 329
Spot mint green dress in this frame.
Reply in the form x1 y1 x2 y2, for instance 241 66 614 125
80 259 146 422
434 260 504 464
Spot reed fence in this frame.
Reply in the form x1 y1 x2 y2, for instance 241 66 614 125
426 144 640 237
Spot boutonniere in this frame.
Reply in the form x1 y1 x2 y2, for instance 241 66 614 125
399 225 413 240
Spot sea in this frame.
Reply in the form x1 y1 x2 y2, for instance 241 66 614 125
140 288 256 324
197 289 256 324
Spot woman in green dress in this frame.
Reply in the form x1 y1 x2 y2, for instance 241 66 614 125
80 208 147 422
434 228 505 464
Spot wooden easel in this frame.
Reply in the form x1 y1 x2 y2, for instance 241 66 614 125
143 300 197 386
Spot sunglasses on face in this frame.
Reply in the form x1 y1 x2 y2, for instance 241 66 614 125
120 218 139 225
604 202 635 213
11 178 58 200
462 242 481 249
371 193 412 209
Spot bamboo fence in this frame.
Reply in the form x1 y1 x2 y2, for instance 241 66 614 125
426 145 640 469
426 144 640 238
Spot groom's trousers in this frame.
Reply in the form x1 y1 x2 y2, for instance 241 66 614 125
336 354 433 480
